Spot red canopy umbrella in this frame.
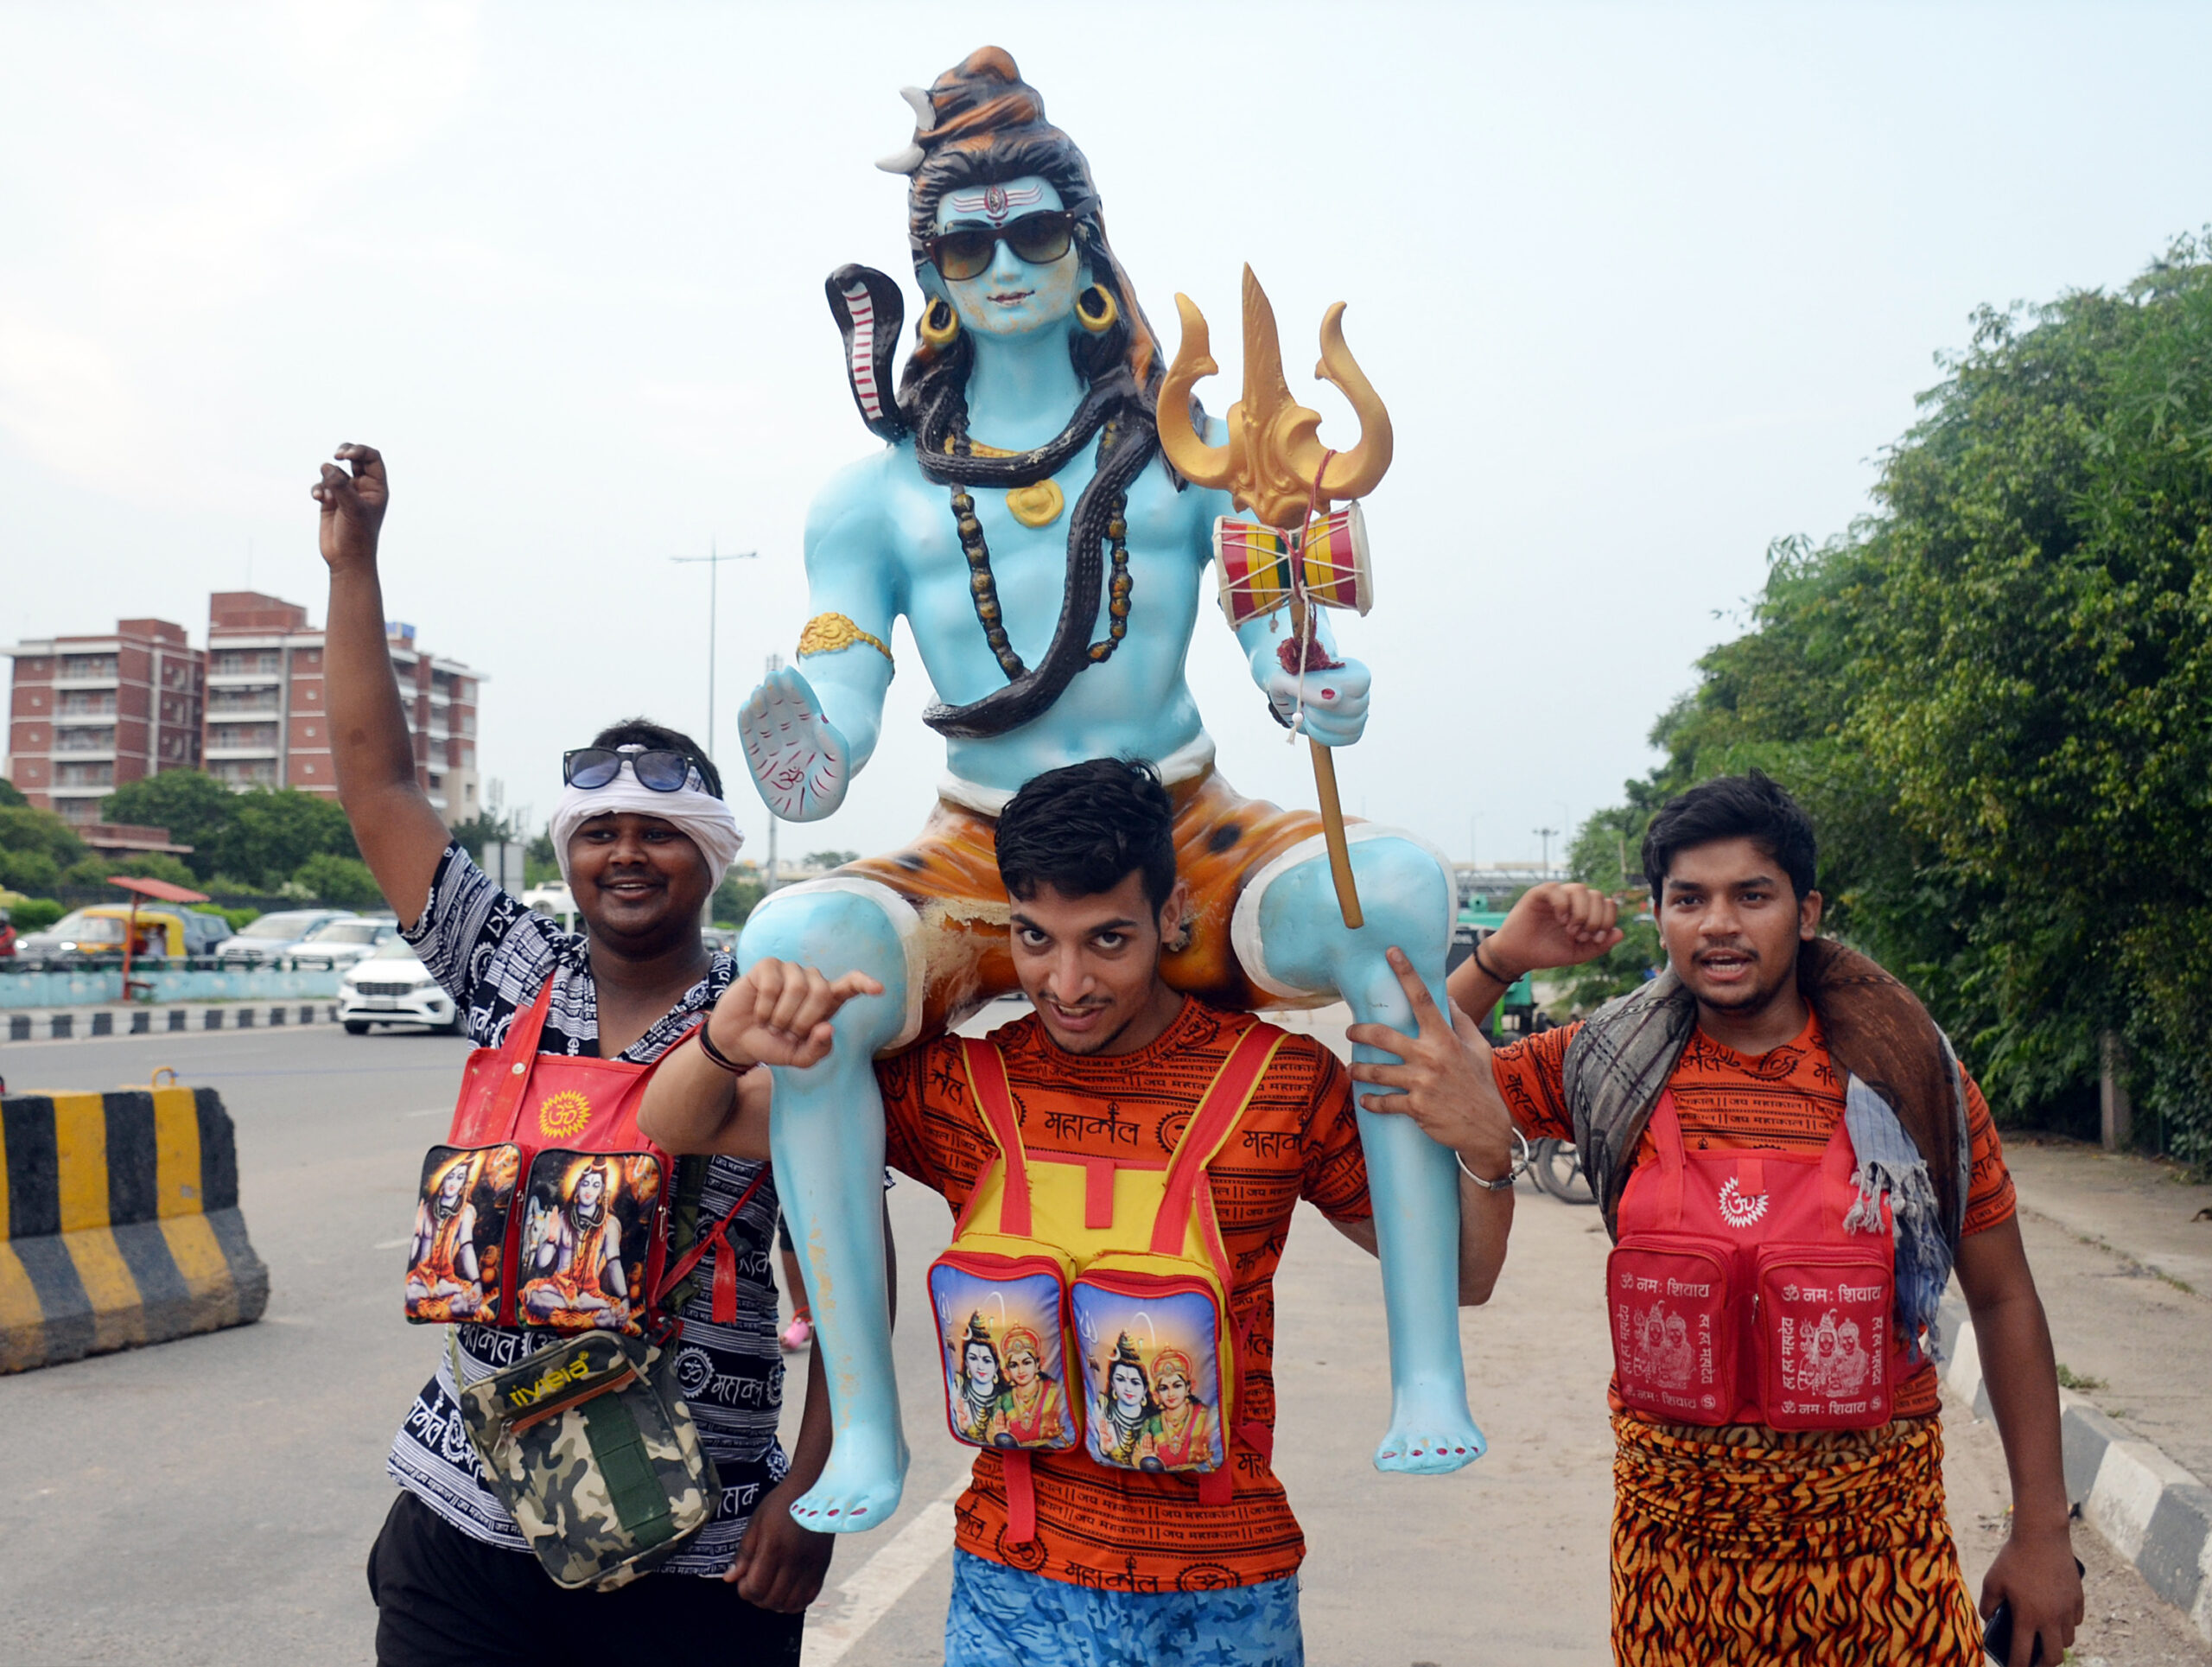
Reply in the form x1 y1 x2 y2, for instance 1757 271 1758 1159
109 875 213 996
107 875 212 905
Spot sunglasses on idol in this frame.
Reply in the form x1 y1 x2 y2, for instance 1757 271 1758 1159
925 210 1079 283
562 747 702 793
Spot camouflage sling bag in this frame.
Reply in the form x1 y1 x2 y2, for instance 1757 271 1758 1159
449 1167 766 1590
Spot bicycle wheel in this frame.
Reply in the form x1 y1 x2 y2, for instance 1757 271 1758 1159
1529 1137 1596 1205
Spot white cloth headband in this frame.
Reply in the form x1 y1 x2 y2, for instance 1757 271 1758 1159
549 754 744 894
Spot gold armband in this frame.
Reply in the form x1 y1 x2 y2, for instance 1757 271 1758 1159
797 612 893 667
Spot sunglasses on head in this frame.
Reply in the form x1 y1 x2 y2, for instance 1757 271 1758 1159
926 210 1079 283
563 747 701 793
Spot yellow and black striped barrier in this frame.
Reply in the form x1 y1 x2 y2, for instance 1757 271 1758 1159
1 1086 269 1373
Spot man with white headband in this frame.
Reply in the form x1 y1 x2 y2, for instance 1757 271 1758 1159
547 742 746 896
311 442 833 1665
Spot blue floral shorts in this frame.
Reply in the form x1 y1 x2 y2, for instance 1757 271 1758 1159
945 1550 1303 1667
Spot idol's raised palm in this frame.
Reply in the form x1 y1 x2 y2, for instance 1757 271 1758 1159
740 666 850 822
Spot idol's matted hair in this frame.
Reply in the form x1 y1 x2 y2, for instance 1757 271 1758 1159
996 756 1178 914
893 47 1165 424
1640 769 1818 900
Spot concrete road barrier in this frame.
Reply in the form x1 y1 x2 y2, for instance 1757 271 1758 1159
1942 1292 2212 1642
0 1086 270 1373
5 1002 340 1043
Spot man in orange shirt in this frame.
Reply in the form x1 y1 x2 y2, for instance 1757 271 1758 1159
1350 771 2082 1667
642 758 1515 1664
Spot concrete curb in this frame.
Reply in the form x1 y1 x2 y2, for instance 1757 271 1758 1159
1 1086 270 1372
1941 1293 2212 1640
4 1002 340 1042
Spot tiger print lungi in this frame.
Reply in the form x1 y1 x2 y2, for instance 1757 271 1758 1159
1610 1412 1982 1664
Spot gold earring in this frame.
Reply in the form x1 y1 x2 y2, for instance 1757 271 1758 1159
920 297 960 347
1076 283 1118 334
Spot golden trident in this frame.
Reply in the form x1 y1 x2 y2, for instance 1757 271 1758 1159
1156 265 1394 928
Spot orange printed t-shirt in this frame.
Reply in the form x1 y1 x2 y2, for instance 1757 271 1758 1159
1491 1010 2016 1421
876 996 1370 1592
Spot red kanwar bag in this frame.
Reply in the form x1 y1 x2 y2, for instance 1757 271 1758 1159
404 981 681 1334
1607 1091 1904 1429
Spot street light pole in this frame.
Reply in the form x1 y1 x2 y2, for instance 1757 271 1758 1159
668 543 759 761
1535 825 1560 878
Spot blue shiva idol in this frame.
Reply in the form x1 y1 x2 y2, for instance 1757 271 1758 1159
735 47 1483 1530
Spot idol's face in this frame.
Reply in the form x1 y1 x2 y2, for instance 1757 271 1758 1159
577 1170 604 1210
931 175 1082 340
1109 1362 1147 1415
964 1342 996 1390
438 1168 465 1206
1816 1331 1838 1361
1005 1348 1039 1389
1154 1371 1189 1412
1839 1327 1862 1357
1664 1316 1688 1351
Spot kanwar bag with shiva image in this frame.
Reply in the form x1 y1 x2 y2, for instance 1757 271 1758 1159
402 979 764 1588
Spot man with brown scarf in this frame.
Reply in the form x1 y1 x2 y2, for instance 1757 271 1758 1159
1351 772 2082 1666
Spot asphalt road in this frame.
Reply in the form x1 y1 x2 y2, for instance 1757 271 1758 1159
2 1020 2203 1665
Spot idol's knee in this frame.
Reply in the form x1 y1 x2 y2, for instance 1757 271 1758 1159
740 878 921 1059
1236 829 1454 1000
1344 836 1454 965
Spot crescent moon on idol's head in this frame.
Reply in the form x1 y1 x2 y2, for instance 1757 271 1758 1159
1133 1310 1156 1352
989 1292 1007 1332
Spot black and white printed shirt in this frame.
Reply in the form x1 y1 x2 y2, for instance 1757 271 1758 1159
387 844 786 1575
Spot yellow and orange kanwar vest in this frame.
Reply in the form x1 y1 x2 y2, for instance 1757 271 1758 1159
927 1025 1281 1541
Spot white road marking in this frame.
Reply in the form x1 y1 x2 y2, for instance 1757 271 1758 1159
372 1238 410 1250
799 1471 968 1665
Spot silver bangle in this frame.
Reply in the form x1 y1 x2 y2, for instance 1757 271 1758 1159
1456 1127 1529 1193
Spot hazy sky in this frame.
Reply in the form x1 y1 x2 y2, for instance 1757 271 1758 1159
4 3 2208 870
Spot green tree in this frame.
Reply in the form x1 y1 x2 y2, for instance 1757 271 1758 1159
291 852 388 910
102 770 237 880
1572 232 2212 1164
448 811 514 863
526 830 559 888
8 898 64 932
111 852 200 888
0 805 86 895
803 849 860 869
0 778 28 807
208 788 359 889
714 871 765 928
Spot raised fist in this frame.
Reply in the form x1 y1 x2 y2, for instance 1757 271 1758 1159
311 442 388 571
741 667 850 822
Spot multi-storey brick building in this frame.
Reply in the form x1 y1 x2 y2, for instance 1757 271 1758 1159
2 619 206 823
4 595 484 824
203 593 483 818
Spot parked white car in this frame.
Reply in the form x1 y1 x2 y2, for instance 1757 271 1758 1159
216 908 359 966
286 916 402 971
339 938 464 1034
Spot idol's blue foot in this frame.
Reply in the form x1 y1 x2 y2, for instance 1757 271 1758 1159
1375 1378 1487 1473
788 1420 911 1532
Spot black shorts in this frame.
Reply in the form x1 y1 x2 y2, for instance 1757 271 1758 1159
366 1491 804 1666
